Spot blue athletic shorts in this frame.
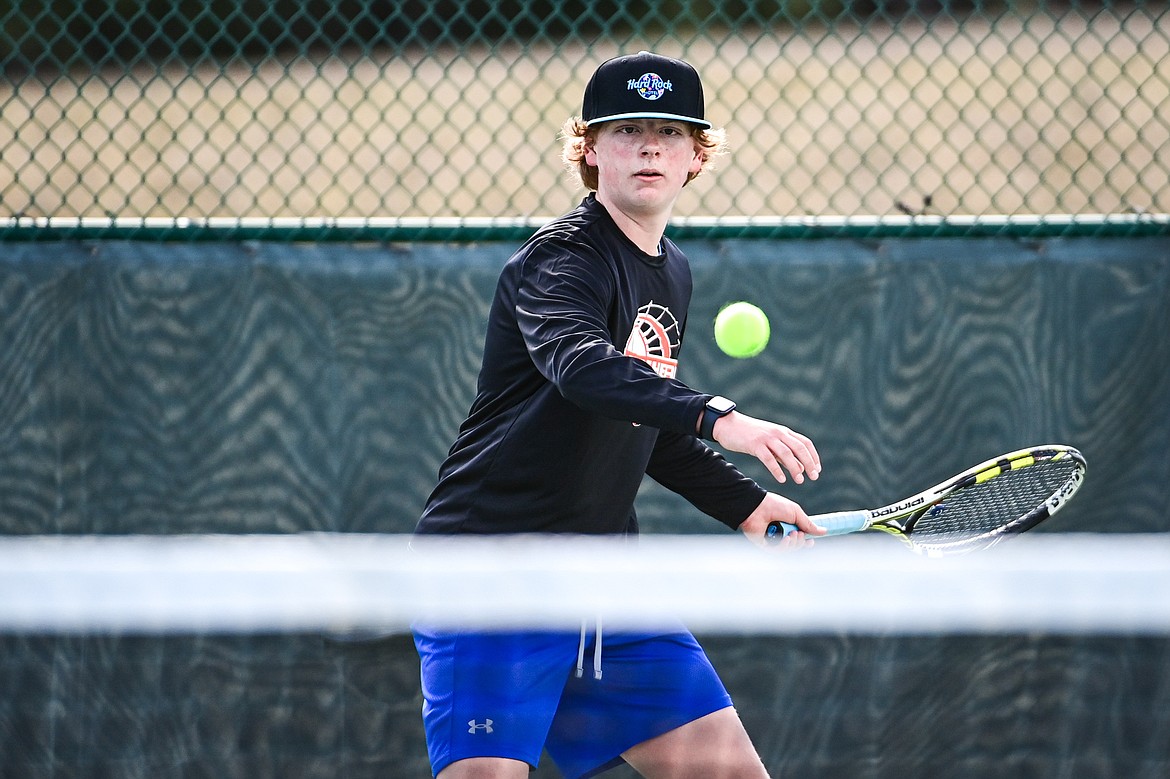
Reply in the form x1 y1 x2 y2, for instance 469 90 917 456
412 625 734 778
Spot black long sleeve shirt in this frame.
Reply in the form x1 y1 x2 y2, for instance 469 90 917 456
415 195 767 536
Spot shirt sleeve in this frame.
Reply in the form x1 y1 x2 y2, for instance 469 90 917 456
645 430 769 529
514 239 707 435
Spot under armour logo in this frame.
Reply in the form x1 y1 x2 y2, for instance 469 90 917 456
468 719 494 734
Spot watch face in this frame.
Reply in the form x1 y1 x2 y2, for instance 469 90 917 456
708 396 736 414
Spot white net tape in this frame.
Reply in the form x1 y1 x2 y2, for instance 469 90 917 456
1 533 1167 635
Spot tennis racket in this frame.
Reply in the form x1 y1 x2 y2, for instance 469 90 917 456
767 445 1087 556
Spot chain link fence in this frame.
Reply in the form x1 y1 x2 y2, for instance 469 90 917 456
2 1 1167 228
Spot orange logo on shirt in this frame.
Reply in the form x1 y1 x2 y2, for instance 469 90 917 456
623 301 679 379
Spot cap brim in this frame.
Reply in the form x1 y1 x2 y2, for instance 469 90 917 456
584 111 711 129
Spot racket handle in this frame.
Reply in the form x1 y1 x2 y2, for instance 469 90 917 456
766 510 870 540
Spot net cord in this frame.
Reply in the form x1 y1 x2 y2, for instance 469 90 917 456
0 533 1166 635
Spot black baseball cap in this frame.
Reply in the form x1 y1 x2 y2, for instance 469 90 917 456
581 51 711 129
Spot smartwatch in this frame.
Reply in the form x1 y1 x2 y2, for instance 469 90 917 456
699 396 736 440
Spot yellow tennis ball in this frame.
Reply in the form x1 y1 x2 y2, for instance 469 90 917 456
714 302 770 358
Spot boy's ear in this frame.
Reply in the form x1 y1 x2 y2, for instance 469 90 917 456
689 145 703 174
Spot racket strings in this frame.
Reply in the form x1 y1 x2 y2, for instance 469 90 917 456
911 458 1080 546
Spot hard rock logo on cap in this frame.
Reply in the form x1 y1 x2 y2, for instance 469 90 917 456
627 73 673 101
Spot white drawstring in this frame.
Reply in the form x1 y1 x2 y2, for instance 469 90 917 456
575 618 604 680
592 618 603 680
575 621 587 678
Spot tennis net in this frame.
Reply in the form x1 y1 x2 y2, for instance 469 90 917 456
1 532 1167 635
2 532 1168 778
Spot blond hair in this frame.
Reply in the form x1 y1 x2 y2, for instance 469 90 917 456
560 118 728 191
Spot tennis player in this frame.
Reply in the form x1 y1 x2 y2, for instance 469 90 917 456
413 51 824 778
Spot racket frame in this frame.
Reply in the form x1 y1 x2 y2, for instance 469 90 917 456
769 444 1087 554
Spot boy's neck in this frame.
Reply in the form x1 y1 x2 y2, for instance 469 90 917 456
596 194 669 255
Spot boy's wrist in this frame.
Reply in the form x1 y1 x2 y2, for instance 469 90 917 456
699 396 736 440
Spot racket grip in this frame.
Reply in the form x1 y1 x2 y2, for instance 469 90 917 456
766 510 870 540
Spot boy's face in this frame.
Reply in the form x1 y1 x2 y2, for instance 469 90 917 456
584 118 703 219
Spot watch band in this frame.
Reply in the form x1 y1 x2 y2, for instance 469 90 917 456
699 396 736 440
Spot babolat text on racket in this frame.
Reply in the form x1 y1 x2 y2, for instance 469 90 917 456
767 445 1087 556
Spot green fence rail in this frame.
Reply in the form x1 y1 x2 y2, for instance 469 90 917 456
2 1 1167 234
